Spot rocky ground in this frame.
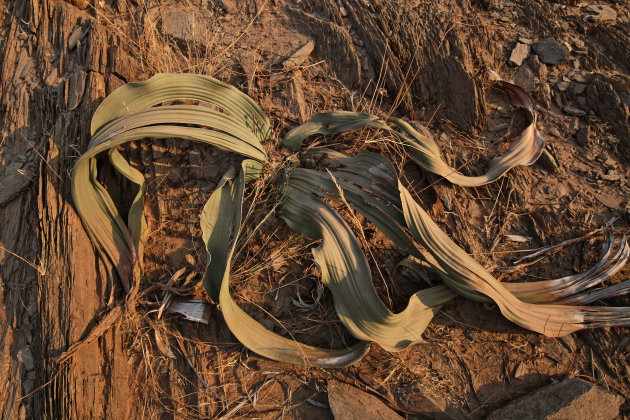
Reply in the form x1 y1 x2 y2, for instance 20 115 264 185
0 0 629 418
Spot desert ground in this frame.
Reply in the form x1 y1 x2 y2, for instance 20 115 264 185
0 0 629 418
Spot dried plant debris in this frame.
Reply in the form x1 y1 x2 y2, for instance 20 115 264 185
71 73 629 368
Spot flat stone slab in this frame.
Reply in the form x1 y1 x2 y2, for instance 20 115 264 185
533 38 569 65
585 4 617 22
514 64 536 92
509 42 530 66
162 8 211 43
328 381 403 420
488 378 623 420
563 105 587 117
282 41 315 69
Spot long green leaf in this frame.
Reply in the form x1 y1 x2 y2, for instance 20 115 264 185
288 152 630 337
284 79 545 187
91 73 270 142
204 161 370 367
108 148 148 268
72 74 269 292
399 183 630 336
295 152 630 307
281 186 454 352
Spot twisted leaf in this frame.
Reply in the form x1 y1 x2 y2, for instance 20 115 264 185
281 185 454 352
72 74 269 292
284 79 545 187
203 161 370 367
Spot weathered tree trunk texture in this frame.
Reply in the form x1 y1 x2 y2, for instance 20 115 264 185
0 1 139 418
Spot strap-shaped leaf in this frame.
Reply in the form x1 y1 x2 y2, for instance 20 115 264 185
399 183 630 336
91 73 270 142
284 79 545 187
288 152 630 337
288 152 419 258
90 105 267 159
203 161 370 367
294 152 630 308
72 74 269 292
503 230 630 304
281 187 454 352
108 148 148 268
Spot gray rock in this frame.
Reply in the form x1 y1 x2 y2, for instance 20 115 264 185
14 49 33 80
488 378 623 420
585 4 617 22
547 125 562 138
66 70 87 111
553 91 565 108
586 76 630 144
533 38 569 65
67 25 83 51
0 163 35 206
162 8 210 43
514 362 528 378
556 81 569 92
574 83 586 95
44 67 59 86
570 36 585 49
576 95 587 109
328 381 403 420
283 41 315 69
17 346 35 371
287 75 308 121
537 148 558 173
23 379 34 395
509 42 530 66
563 105 587 117
528 54 547 78
540 83 552 107
573 72 588 83
514 64 536 92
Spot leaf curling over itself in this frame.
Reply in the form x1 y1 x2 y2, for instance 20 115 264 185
283 78 545 187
